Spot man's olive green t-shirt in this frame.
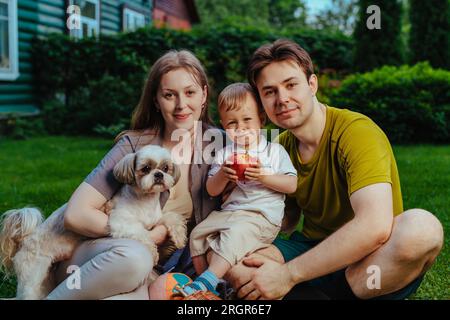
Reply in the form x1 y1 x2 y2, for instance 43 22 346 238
277 106 403 240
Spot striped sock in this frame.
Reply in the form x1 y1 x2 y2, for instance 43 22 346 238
183 270 220 295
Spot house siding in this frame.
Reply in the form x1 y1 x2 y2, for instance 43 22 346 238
0 0 152 118
153 0 198 30
153 7 191 30
101 0 152 35
0 0 66 116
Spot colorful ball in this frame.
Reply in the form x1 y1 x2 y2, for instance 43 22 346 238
148 273 193 300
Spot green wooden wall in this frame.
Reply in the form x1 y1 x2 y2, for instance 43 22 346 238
0 0 152 118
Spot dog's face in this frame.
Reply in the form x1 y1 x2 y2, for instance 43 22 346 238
113 145 181 193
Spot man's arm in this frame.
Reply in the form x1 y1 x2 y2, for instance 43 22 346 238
286 183 394 282
243 182 394 299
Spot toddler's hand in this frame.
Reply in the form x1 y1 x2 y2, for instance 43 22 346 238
221 164 239 183
244 159 264 181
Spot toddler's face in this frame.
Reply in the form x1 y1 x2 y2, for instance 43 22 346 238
220 93 264 148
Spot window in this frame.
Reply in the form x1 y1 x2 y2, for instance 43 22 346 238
123 7 146 32
0 0 18 81
69 0 100 39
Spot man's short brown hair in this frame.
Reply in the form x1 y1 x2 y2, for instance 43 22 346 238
247 39 314 91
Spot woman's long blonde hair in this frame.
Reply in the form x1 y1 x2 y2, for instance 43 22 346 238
116 50 212 142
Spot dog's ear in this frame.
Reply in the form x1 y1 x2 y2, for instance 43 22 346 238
171 162 181 186
113 153 136 185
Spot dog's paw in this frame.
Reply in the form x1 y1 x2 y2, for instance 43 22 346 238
148 243 159 264
167 224 187 249
159 212 187 249
102 200 115 216
159 211 180 227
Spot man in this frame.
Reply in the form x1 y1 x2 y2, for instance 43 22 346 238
225 39 444 300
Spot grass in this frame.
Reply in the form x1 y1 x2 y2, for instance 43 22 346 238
0 136 448 299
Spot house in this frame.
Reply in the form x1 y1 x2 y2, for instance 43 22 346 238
0 0 199 118
153 0 199 30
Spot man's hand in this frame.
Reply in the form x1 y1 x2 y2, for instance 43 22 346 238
225 259 256 299
242 257 296 300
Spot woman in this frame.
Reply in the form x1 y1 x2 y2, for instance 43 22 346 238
46 50 222 299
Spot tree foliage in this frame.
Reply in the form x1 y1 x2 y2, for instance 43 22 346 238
353 0 405 71
312 0 358 35
409 0 449 69
268 0 308 29
195 0 308 29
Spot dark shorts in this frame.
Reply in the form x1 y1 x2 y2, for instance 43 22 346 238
273 231 424 300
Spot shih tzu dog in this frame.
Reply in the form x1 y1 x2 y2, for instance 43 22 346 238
0 145 188 299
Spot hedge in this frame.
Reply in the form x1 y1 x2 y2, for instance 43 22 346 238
330 62 450 143
31 24 353 136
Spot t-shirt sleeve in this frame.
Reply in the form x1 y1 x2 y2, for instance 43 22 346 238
207 148 226 177
270 143 297 176
84 136 133 200
338 119 393 196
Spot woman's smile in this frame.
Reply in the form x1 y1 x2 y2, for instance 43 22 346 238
174 113 191 120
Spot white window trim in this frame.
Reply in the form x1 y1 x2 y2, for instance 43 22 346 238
0 0 19 81
122 7 146 32
69 0 100 39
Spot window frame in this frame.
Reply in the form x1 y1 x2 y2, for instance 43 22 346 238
68 0 100 39
0 0 19 81
122 5 147 32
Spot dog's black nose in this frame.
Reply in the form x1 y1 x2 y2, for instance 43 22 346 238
154 172 163 180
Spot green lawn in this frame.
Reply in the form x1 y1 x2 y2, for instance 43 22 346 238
0 136 448 299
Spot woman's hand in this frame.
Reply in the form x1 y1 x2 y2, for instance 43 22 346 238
149 224 168 245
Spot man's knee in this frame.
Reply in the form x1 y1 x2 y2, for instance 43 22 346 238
393 209 444 262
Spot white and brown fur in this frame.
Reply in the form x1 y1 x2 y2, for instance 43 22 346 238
0 145 188 299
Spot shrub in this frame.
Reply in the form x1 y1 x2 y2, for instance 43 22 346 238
31 24 353 135
40 74 142 136
330 62 450 143
0 115 47 140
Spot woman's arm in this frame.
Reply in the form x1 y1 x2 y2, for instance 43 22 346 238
64 182 110 238
64 182 168 243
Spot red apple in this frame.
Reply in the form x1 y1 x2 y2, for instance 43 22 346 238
229 152 258 181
